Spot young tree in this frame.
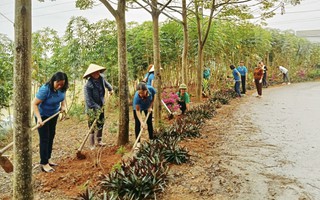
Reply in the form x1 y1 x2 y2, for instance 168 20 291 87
76 0 130 145
132 0 173 128
181 0 188 84
13 0 33 199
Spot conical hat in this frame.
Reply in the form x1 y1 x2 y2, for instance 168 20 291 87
149 65 155 72
83 64 106 79
149 65 163 72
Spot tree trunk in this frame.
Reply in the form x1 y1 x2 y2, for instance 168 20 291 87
181 0 188 84
195 1 203 101
152 10 162 128
13 0 33 199
115 0 130 145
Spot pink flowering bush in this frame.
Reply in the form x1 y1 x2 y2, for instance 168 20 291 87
162 91 181 112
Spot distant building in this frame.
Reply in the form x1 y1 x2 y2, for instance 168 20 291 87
296 30 320 43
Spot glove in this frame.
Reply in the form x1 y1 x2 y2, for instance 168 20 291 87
259 79 262 83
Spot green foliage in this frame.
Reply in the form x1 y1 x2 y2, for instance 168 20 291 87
68 103 86 121
75 0 95 10
32 28 62 84
0 34 13 109
307 69 320 79
115 146 127 156
127 21 154 80
111 162 121 172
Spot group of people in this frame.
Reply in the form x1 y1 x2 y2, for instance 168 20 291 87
32 64 114 173
230 61 290 98
32 63 190 173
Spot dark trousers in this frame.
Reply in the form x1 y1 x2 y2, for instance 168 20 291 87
262 72 268 87
87 108 105 142
133 110 153 142
283 73 290 83
254 79 263 96
240 76 246 94
37 115 59 165
234 81 241 97
178 101 187 114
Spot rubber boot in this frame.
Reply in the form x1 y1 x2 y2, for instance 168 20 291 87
89 133 95 150
96 129 106 146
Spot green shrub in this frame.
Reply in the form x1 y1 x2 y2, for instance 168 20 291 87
68 103 86 121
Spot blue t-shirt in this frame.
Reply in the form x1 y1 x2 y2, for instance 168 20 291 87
203 68 210 80
133 86 156 111
232 69 241 81
36 84 65 117
144 72 155 86
237 66 248 76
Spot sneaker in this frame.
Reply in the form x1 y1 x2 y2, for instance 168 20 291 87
97 142 106 147
287 82 291 85
90 145 95 150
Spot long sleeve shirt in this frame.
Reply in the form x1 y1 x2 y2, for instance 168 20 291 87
84 76 112 111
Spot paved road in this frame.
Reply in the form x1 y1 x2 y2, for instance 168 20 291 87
232 82 320 200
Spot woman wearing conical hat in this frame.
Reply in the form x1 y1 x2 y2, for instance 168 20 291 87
83 64 113 149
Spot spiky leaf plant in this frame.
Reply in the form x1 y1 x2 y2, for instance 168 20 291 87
170 118 202 139
74 188 96 200
100 155 168 200
162 138 190 165
210 89 238 104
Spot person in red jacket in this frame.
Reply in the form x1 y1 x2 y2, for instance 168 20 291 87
253 62 264 98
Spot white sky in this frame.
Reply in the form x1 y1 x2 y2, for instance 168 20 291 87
0 0 319 40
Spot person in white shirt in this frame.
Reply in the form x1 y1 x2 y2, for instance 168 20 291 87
278 66 291 85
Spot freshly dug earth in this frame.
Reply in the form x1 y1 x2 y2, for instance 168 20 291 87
0 94 250 200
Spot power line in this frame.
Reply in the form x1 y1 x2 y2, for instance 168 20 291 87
0 11 14 25
285 9 320 14
0 1 104 20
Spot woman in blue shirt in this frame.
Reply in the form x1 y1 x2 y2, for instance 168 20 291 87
230 65 241 97
32 72 69 173
236 61 248 94
143 64 155 87
133 82 156 145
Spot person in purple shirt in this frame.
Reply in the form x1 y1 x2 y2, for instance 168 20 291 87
32 72 69 173
133 82 156 146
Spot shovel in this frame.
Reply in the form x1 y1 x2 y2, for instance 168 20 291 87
131 112 151 152
76 118 98 160
0 111 61 173
161 99 174 120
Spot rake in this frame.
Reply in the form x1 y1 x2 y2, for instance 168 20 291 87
0 111 60 173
